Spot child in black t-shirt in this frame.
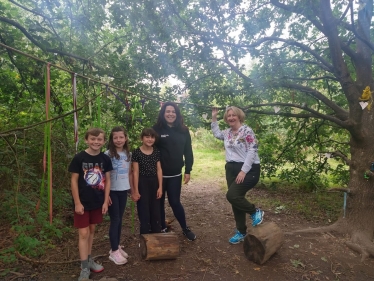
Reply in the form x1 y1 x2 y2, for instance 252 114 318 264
132 128 162 234
68 128 113 281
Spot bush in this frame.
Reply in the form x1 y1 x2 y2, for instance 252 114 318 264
191 128 224 150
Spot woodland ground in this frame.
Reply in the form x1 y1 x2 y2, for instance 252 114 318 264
2 177 374 281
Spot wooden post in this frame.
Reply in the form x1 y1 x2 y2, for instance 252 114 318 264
140 233 180 260
243 222 284 264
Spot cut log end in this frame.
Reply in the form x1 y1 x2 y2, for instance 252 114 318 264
243 222 284 265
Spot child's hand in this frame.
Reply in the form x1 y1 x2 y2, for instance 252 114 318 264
102 202 108 214
131 192 140 202
156 187 162 199
75 203 84 215
108 196 112 206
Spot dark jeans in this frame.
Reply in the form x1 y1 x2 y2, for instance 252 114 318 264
137 175 161 234
108 190 128 251
225 162 260 234
160 175 187 230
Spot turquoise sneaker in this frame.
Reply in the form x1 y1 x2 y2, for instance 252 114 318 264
229 230 246 244
251 208 264 227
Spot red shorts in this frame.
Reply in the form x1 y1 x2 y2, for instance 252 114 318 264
74 207 103 228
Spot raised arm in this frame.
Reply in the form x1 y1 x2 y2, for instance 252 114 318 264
211 108 224 140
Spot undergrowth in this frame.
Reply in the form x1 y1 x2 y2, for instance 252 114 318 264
253 180 343 222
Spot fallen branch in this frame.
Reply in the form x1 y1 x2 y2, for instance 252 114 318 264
15 251 107 265
285 224 338 235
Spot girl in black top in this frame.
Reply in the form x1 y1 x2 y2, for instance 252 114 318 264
152 101 196 241
132 128 163 234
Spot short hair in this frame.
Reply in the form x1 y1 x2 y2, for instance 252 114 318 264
223 106 245 123
85 128 106 140
140 128 158 139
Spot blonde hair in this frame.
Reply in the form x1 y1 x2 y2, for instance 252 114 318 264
223 106 245 124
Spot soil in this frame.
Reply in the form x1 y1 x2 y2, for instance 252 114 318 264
3 179 374 281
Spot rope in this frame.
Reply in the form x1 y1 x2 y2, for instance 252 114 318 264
44 63 53 224
72 73 79 154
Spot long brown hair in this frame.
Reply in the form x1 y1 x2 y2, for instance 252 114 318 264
155 101 187 132
107 126 130 161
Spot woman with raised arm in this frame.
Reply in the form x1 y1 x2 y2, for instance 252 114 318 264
211 106 263 244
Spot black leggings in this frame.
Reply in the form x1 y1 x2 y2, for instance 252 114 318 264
108 190 128 251
160 175 187 230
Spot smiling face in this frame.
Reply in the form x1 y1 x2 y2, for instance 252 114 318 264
164 105 177 126
225 109 241 129
142 135 156 147
112 131 127 151
85 133 105 154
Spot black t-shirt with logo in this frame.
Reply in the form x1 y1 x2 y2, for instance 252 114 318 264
68 151 113 211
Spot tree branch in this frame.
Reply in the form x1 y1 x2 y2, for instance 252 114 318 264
279 59 331 72
331 150 351 165
278 82 349 121
0 16 89 63
327 188 350 193
247 102 346 127
284 75 338 82
212 36 334 72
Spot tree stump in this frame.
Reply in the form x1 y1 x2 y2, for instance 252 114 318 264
243 221 284 264
140 233 180 260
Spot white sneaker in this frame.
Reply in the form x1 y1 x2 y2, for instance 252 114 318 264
118 246 129 259
109 246 129 259
109 249 128 265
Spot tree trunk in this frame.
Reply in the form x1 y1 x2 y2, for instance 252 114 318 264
140 233 180 260
243 222 284 265
341 134 374 258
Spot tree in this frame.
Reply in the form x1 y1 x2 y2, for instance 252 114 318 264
111 0 374 259
2 0 374 260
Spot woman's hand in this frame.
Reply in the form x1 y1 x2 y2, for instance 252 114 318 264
184 174 191 184
212 107 218 122
235 171 246 184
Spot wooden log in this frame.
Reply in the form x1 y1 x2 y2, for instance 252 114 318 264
140 233 180 260
243 221 284 265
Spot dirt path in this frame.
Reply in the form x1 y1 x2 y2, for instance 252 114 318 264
11 180 374 281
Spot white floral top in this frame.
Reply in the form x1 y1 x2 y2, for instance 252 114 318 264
211 121 260 173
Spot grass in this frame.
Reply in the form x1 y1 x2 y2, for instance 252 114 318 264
192 148 226 188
